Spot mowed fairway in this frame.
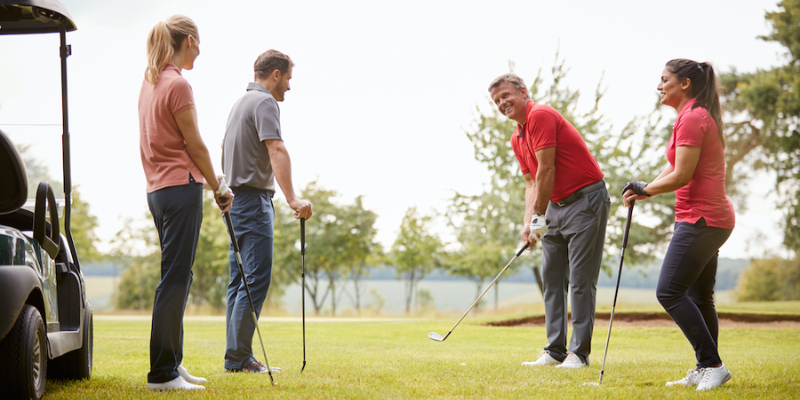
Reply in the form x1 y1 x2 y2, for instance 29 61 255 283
43 316 799 399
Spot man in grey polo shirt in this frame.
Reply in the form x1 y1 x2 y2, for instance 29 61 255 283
222 49 313 374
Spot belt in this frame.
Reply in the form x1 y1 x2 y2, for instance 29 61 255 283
232 185 275 198
555 180 605 207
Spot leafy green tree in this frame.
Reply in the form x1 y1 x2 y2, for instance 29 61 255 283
735 252 800 301
389 207 443 314
187 192 231 310
718 0 800 250
110 213 160 310
279 181 381 316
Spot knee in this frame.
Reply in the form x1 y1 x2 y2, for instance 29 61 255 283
656 286 679 309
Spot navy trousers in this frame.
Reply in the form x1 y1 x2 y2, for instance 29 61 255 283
146 180 203 384
657 217 732 369
225 186 274 370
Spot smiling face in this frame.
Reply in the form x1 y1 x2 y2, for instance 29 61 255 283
490 81 529 124
657 67 690 110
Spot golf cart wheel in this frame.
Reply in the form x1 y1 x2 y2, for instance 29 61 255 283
49 306 93 380
0 305 47 400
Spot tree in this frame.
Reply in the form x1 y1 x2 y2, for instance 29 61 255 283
718 0 800 250
110 213 160 310
187 192 231 310
735 252 800 301
278 181 381 316
388 207 443 314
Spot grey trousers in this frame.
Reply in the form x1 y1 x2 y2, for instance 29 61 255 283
541 185 610 365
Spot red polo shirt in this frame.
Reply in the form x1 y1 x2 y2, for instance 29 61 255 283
668 99 735 229
511 101 604 202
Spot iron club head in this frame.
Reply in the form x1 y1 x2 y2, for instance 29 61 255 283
428 332 445 341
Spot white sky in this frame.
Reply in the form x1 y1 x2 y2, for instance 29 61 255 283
0 0 791 259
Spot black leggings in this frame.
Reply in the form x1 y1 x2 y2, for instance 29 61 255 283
656 217 732 369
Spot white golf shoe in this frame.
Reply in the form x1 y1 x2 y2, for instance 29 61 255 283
177 364 208 384
147 376 205 391
555 352 588 369
696 364 732 391
521 351 561 367
665 368 703 386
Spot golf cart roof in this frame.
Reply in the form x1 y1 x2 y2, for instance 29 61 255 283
0 0 76 34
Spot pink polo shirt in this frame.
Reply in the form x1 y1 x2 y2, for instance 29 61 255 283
668 98 735 229
138 64 204 193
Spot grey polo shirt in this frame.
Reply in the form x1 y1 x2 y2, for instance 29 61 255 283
222 82 282 192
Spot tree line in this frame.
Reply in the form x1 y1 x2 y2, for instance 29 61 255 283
15 0 800 310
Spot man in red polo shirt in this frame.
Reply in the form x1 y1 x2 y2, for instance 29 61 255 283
489 73 609 369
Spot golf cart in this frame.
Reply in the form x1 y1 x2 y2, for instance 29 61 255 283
0 1 92 399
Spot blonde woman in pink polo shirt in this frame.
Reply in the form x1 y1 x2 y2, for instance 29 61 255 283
138 14 232 391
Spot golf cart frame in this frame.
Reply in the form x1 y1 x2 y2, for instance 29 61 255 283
0 1 92 399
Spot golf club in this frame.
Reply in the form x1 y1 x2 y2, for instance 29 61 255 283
300 217 307 373
429 241 530 342
222 210 276 386
585 200 635 387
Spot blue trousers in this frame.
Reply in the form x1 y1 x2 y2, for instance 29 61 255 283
146 181 203 384
657 217 732 369
542 185 610 365
225 186 274 370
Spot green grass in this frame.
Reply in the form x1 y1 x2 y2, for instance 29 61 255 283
41 315 800 399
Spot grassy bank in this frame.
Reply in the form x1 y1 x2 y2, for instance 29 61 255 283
43 315 800 399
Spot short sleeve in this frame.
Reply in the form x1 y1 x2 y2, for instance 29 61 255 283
511 136 530 175
526 109 558 152
167 77 195 116
674 108 708 148
255 98 282 142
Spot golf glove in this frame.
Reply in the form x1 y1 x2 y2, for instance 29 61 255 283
529 214 549 239
621 180 650 197
216 177 233 197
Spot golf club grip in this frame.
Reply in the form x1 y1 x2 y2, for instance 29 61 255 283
300 218 305 256
223 212 241 253
622 200 634 248
516 242 530 256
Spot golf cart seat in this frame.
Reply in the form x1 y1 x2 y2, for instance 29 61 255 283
0 129 28 214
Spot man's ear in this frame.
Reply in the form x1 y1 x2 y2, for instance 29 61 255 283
271 69 282 81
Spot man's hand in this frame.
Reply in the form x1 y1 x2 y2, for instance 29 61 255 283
289 198 313 220
525 214 549 247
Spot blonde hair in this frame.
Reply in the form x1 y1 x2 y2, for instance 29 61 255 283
144 15 199 85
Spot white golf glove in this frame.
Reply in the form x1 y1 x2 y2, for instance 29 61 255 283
529 213 548 240
215 177 233 197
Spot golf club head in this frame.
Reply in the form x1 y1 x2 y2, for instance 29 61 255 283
428 332 445 341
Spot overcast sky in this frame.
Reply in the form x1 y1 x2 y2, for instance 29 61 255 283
0 0 790 259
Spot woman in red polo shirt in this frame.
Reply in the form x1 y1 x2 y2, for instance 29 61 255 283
138 15 232 391
622 59 735 391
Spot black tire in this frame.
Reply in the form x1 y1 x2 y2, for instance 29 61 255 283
49 305 93 380
0 305 47 400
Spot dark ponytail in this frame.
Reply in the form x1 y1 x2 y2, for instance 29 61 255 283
665 59 725 147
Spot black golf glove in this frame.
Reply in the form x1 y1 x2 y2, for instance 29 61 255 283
621 180 651 197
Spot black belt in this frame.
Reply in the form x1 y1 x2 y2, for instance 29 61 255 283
554 180 605 207
232 185 274 198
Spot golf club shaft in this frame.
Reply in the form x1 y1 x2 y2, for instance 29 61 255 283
223 211 276 386
301 218 306 372
441 242 529 340
598 200 634 385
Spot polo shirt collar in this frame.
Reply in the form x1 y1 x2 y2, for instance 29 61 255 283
246 82 272 96
516 100 535 137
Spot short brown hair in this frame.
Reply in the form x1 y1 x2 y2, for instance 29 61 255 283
488 73 527 93
254 50 294 80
